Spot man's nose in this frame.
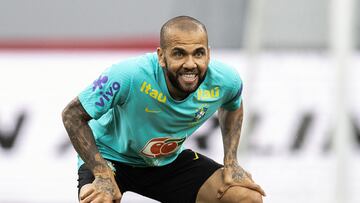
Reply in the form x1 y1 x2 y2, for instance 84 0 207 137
183 56 197 68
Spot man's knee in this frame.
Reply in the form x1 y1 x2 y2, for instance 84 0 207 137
240 190 263 203
221 187 263 203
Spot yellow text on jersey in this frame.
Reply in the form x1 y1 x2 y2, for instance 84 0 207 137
197 87 220 100
140 81 167 103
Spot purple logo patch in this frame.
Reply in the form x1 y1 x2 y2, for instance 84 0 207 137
92 75 108 91
95 82 121 107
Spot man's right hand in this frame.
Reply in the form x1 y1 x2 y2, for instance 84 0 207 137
79 174 122 203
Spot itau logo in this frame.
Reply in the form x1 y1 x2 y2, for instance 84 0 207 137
92 75 109 91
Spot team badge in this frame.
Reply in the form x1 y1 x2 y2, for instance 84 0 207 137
193 105 209 122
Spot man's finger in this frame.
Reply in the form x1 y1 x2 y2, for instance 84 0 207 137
80 184 95 200
82 191 99 203
240 181 266 196
91 195 113 203
219 180 266 196
222 168 234 184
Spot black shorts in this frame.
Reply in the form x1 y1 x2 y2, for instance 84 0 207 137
77 149 222 203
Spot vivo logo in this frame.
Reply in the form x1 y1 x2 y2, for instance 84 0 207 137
92 75 108 91
92 75 121 107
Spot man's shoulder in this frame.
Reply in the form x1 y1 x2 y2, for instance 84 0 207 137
208 59 241 84
209 59 238 76
111 52 158 71
106 52 158 83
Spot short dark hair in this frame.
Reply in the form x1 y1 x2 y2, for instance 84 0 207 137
160 16 208 49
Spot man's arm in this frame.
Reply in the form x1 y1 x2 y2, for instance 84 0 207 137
62 97 121 202
62 97 110 175
218 103 243 172
218 103 265 196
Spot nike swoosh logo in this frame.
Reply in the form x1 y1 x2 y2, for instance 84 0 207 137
145 107 161 113
193 151 199 160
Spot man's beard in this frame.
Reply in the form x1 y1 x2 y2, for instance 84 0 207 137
164 59 206 94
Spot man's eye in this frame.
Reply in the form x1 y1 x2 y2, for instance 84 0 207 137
173 52 183 57
195 51 204 57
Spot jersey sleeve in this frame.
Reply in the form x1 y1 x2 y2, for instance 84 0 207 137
78 58 137 119
221 66 243 111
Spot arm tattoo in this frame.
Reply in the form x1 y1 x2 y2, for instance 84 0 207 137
218 103 244 166
62 97 108 174
228 162 246 181
94 176 116 195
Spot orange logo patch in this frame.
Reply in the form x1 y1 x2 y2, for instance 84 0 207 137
141 137 185 158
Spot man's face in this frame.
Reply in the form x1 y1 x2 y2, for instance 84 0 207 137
157 29 210 98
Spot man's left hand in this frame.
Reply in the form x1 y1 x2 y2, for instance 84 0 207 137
219 163 266 197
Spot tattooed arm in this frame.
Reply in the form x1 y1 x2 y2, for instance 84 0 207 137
62 97 121 202
218 103 265 196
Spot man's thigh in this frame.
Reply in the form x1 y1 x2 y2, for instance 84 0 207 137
77 150 223 203
127 149 222 202
196 168 263 203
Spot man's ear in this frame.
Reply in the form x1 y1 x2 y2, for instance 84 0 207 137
157 47 166 68
207 46 211 61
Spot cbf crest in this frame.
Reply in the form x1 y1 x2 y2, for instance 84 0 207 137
193 104 209 122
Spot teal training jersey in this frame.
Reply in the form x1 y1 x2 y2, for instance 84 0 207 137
78 52 242 167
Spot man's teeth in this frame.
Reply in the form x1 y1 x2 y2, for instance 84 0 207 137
182 74 196 78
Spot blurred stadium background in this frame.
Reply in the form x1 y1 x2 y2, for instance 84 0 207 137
0 0 359 202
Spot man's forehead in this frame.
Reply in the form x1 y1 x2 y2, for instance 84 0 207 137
169 44 207 52
165 29 208 48
166 27 206 38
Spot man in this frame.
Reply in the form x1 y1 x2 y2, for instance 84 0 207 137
62 16 265 203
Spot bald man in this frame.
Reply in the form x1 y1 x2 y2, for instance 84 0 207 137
62 16 265 203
